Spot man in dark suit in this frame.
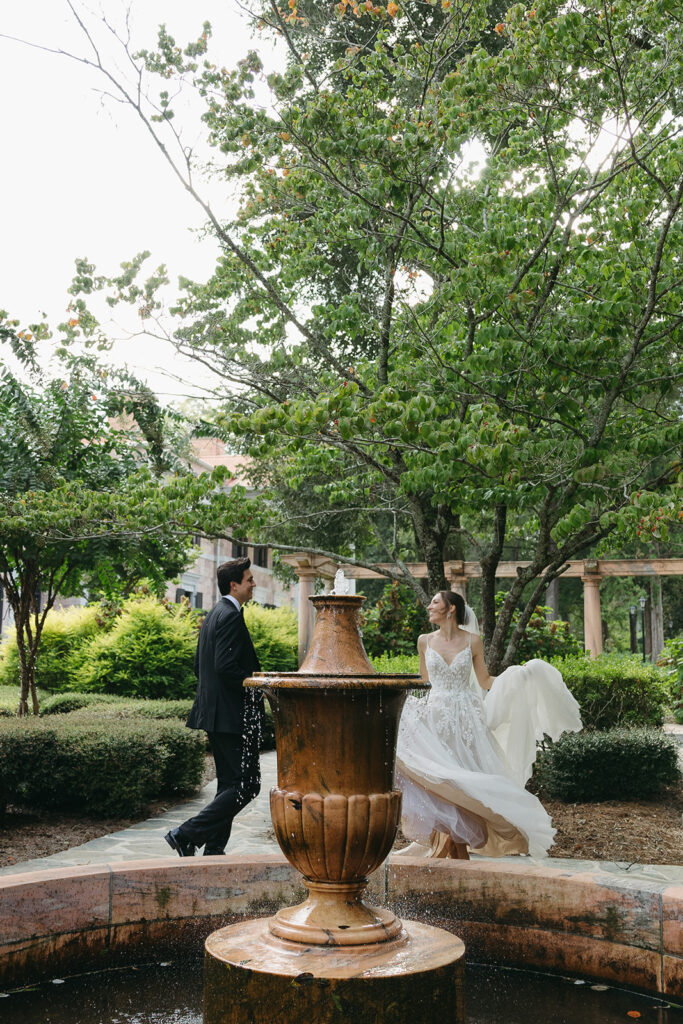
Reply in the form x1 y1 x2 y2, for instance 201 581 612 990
164 557 264 856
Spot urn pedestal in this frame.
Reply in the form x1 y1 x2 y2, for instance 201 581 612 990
203 592 466 1024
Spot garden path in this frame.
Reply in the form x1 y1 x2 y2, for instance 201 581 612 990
1 742 681 885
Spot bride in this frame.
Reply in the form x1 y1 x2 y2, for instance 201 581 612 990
394 590 582 860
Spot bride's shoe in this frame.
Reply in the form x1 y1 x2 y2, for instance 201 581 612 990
392 841 431 858
429 829 470 860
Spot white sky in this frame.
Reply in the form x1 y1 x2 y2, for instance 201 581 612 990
0 1 281 401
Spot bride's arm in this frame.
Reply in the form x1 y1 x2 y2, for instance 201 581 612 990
471 635 495 691
416 634 429 681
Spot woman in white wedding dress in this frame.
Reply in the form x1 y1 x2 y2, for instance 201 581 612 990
394 590 582 860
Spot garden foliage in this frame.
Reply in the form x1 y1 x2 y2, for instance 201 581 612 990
243 603 298 672
360 583 430 658
70 599 199 699
534 727 681 802
0 716 205 816
659 635 683 724
550 654 671 730
0 605 102 692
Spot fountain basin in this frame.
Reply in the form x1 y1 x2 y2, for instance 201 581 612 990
1 853 680 998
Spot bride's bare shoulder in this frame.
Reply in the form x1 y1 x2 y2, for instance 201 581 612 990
416 632 432 650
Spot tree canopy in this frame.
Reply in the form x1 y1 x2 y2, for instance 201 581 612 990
0 324 257 714
41 0 683 669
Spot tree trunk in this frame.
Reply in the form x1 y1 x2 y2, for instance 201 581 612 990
409 498 449 594
480 505 507 659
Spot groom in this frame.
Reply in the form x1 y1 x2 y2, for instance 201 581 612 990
164 557 264 857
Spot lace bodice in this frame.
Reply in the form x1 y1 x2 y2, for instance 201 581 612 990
425 644 474 694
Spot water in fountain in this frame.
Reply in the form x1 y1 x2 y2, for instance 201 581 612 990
1 956 679 1024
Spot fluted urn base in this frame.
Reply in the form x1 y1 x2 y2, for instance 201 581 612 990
269 879 402 946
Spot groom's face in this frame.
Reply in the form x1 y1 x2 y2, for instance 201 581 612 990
231 570 256 606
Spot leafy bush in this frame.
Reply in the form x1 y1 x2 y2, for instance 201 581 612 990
658 634 683 724
0 605 103 692
243 603 298 671
550 654 671 730
40 692 126 715
68 697 194 721
534 727 681 802
0 716 204 816
371 652 420 674
0 684 50 717
515 604 583 662
359 582 429 658
72 599 198 699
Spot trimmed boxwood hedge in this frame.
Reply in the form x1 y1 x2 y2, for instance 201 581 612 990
0 716 205 817
549 654 671 730
534 727 681 802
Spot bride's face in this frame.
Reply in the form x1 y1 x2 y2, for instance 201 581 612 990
427 593 449 623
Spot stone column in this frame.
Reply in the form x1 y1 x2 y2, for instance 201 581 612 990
446 562 468 602
581 563 603 658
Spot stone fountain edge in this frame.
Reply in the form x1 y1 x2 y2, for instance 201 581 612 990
0 853 680 999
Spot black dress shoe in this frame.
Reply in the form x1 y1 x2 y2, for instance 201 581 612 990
203 847 226 856
164 828 196 857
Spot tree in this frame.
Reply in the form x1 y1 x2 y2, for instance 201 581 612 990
0 325 257 715
15 0 682 670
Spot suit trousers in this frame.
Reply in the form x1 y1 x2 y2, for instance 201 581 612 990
180 729 261 851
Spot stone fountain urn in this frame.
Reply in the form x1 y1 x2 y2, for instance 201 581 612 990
203 583 466 1024
261 591 426 946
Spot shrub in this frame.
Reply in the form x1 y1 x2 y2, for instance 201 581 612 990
550 654 671 730
514 604 583 662
534 727 681 802
40 692 126 716
0 716 204 816
658 634 683 724
0 684 50 717
72 599 198 699
0 605 102 692
68 697 194 721
243 603 298 672
360 582 429 658
370 652 421 674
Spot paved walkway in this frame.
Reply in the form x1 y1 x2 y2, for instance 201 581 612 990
0 750 280 877
2 745 681 885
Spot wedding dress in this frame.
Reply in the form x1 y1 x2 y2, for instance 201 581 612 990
394 634 582 858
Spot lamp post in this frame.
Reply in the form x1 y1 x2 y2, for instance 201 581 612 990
629 604 638 654
639 595 647 662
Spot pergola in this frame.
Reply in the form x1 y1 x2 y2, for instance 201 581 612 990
281 554 683 665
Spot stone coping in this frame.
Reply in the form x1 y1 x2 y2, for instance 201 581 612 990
0 853 680 999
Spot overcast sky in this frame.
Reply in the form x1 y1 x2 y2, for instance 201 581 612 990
0 1 281 401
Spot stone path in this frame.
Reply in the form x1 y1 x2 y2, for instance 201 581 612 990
0 750 280 877
2 743 681 884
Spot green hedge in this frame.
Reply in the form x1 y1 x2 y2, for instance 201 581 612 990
72 599 198 700
534 727 681 802
659 634 683 724
243 604 298 671
0 716 205 817
0 606 102 692
39 692 127 716
370 653 420 674
41 691 276 750
549 654 671 730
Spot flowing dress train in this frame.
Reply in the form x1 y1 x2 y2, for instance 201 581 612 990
394 638 582 858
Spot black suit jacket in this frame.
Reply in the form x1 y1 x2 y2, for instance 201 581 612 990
186 598 262 735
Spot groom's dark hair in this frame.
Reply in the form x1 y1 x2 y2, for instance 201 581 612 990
217 557 251 596
439 590 466 625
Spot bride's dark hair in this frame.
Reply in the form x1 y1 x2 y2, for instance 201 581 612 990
438 590 466 625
